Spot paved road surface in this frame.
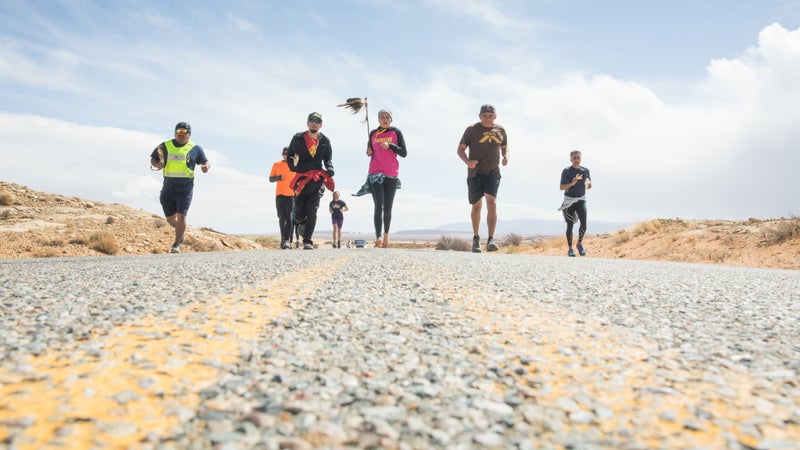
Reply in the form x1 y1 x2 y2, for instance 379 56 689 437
1 249 798 449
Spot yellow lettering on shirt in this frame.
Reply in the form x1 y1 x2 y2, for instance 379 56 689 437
479 131 503 144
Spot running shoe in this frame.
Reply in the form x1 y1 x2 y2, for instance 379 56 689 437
568 248 576 257
170 245 181 254
486 237 499 252
303 242 314 250
472 236 481 253
577 243 586 256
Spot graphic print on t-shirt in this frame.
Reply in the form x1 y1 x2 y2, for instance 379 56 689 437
478 130 504 144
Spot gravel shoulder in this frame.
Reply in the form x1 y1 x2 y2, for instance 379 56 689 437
1 249 798 448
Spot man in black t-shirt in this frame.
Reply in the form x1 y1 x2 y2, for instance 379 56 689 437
559 150 592 257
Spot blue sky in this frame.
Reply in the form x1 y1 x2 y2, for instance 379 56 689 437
1 0 799 235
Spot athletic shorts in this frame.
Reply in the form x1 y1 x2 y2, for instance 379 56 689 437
467 171 501 204
160 188 193 217
332 217 343 228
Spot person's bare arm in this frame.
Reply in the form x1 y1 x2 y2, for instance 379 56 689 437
457 143 477 169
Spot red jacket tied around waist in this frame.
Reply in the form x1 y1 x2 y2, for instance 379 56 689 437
290 169 335 194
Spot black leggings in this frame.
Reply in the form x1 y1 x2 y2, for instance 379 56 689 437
564 200 587 247
370 177 398 238
294 180 323 243
276 195 294 241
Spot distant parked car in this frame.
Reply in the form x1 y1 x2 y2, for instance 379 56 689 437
353 239 367 248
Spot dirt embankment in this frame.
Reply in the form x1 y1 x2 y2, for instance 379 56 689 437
518 217 800 270
0 181 264 258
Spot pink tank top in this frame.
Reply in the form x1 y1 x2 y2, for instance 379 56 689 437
369 129 400 177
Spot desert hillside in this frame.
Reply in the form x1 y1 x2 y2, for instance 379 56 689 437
0 181 264 258
516 217 800 270
1 181 798 270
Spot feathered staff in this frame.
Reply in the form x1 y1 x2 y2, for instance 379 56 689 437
337 97 370 140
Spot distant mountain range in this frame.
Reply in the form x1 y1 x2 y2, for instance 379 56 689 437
396 218 632 237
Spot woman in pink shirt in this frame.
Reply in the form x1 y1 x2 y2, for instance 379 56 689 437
360 109 407 248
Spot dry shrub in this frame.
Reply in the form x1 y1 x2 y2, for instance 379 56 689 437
529 237 562 251
528 239 545 250
633 220 662 236
89 232 119 255
254 236 278 247
435 235 469 251
0 190 13 206
1 210 11 220
32 247 60 258
69 237 88 245
106 216 116 225
153 219 167 228
502 232 523 246
763 217 800 245
40 238 65 247
186 236 221 252
704 249 731 262
614 231 632 245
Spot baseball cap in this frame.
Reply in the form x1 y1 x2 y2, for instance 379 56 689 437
480 104 496 114
175 122 191 132
307 112 322 122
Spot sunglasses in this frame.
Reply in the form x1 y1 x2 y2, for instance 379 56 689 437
308 119 322 124
175 129 190 135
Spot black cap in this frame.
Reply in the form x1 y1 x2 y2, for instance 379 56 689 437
307 112 322 122
480 104 496 114
282 146 289 155
175 122 191 132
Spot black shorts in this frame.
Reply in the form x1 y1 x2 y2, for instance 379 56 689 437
467 171 501 204
160 188 193 217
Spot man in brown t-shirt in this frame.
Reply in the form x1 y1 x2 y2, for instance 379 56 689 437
456 104 509 253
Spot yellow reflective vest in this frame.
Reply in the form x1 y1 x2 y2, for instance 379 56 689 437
163 140 196 178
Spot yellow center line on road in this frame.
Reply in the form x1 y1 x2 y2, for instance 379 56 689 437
0 255 352 449
419 275 799 448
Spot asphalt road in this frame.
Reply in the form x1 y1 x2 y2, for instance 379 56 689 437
1 249 798 448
